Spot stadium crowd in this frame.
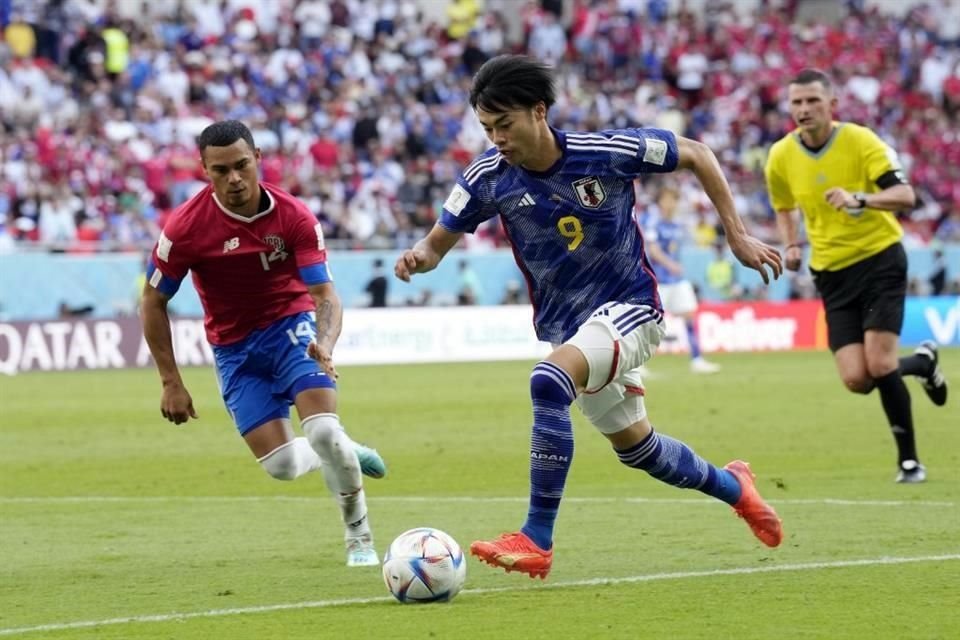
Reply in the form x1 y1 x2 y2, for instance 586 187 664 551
1 0 959 256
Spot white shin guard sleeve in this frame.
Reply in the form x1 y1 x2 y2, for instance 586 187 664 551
257 437 322 481
302 413 362 495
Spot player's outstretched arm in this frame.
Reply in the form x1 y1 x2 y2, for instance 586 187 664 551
306 282 342 380
676 136 782 284
140 284 197 424
394 224 463 282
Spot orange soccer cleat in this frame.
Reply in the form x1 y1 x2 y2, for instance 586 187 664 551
470 531 554 579
724 460 784 548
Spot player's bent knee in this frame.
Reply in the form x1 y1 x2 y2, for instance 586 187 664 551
258 441 300 481
578 386 647 435
565 322 618 392
530 361 576 403
865 361 898 380
302 413 359 473
303 413 341 450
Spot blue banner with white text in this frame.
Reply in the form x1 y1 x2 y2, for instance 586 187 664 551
902 297 960 347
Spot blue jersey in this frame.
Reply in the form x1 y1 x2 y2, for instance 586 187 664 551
440 127 679 343
647 217 686 285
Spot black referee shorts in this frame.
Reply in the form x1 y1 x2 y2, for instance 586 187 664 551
810 242 907 352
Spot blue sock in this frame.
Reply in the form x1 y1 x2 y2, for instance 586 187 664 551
687 321 701 359
520 361 576 551
616 429 742 505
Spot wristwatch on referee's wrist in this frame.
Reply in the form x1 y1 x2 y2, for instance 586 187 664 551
851 192 868 210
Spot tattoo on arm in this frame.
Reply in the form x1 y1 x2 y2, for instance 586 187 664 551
315 299 335 343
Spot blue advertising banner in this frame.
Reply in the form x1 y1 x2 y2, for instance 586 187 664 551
902 297 960 347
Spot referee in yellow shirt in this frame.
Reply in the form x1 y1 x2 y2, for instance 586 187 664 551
765 69 948 483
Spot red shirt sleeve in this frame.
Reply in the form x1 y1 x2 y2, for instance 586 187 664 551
288 199 327 269
150 212 194 284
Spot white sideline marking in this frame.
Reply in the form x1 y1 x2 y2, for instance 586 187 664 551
1 554 958 637
0 496 954 507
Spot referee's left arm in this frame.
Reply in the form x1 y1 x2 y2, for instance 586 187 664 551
825 129 916 212
855 183 916 212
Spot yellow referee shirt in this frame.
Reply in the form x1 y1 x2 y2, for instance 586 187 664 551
764 122 903 271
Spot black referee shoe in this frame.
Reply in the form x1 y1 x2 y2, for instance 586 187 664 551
914 341 948 407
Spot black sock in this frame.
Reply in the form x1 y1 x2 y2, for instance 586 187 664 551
874 370 918 464
899 354 932 378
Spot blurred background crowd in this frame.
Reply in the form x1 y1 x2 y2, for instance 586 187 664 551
1 0 959 259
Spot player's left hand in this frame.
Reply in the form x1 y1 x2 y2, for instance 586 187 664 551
727 234 783 285
824 187 857 209
307 341 339 380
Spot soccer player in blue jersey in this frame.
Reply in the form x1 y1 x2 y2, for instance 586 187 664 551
395 56 784 579
645 185 721 373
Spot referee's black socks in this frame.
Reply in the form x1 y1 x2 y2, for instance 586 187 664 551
874 370 918 464
899 353 932 378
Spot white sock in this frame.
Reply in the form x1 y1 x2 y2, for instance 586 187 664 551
257 438 322 481
340 489 370 537
302 413 368 531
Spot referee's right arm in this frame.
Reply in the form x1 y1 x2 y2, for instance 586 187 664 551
776 208 804 271
764 145 804 271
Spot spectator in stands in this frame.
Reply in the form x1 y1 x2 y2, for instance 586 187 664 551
447 0 482 41
58 301 94 318
501 280 528 305
456 259 482 306
4 11 36 58
705 242 735 300
928 248 948 295
365 258 389 308
936 210 960 242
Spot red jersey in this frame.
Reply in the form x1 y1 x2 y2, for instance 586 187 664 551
148 182 329 345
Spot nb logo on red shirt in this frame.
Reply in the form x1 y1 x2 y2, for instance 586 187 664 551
223 237 240 253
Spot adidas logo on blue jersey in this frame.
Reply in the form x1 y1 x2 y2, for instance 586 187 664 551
519 193 536 207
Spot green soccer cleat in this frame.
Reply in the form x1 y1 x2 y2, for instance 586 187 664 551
353 442 387 479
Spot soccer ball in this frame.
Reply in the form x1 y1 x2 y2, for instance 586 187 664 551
382 527 466 603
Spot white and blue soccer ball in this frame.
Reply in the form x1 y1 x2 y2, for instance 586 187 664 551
382 527 466 603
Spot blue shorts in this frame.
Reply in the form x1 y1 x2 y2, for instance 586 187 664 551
212 312 336 435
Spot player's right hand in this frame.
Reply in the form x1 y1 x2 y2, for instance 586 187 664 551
307 340 339 380
160 382 198 425
785 245 803 272
394 249 426 282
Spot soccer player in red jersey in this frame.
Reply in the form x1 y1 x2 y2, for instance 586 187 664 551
141 121 384 567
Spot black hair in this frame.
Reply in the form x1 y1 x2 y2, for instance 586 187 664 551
197 120 256 154
469 55 557 113
790 68 832 91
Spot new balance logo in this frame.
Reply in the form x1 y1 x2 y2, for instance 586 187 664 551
223 237 240 253
518 193 536 207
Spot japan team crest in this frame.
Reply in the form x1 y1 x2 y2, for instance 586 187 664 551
572 176 606 208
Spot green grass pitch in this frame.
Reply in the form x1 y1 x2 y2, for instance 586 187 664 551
1 350 957 639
